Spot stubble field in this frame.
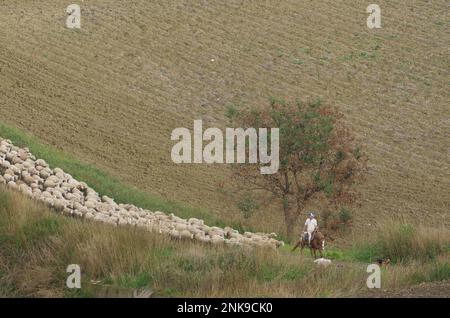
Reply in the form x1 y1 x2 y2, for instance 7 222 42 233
0 0 449 236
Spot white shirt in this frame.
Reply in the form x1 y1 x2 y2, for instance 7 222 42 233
305 218 317 233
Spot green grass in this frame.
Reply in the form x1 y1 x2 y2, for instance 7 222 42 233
21 217 63 245
341 50 378 62
427 262 450 282
0 122 247 232
119 272 153 289
349 221 449 264
281 267 309 281
409 261 450 284
349 242 384 263
256 263 282 282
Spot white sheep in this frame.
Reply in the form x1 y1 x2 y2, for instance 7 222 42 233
313 258 332 267
179 230 193 240
44 176 59 188
3 173 14 182
175 223 188 232
9 165 20 175
1 159 11 169
35 159 48 167
18 183 32 195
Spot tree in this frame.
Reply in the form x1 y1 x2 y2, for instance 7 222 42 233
227 98 368 240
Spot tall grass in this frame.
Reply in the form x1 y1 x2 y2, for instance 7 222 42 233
1 186 448 297
351 219 449 264
0 186 312 297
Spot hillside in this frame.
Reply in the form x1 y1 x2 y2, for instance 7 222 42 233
0 185 448 297
0 0 449 236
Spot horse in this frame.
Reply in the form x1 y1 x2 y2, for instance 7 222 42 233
292 230 325 259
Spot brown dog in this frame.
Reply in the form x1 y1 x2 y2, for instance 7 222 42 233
376 258 391 266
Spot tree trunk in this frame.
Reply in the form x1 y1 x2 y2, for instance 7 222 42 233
285 218 295 242
283 203 295 242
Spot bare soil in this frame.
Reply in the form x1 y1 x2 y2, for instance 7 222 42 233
0 0 448 235
363 280 450 298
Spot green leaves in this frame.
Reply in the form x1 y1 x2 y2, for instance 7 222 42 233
236 193 260 219
227 98 366 239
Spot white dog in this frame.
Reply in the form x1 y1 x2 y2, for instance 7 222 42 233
313 258 332 267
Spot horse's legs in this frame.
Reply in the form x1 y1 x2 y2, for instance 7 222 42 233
320 239 325 258
292 240 301 252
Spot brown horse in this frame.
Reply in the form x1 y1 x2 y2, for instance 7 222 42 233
292 230 325 259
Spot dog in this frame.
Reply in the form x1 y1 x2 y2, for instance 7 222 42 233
376 258 391 266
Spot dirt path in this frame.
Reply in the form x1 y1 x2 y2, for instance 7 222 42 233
363 280 450 298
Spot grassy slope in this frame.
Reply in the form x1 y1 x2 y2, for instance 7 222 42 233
0 186 448 297
0 123 248 232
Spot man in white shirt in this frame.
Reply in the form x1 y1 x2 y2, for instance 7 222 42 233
303 212 318 246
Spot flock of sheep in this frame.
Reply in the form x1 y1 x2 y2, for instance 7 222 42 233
0 137 284 250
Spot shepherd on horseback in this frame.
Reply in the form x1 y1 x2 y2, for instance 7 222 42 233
292 212 325 258
304 212 318 246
